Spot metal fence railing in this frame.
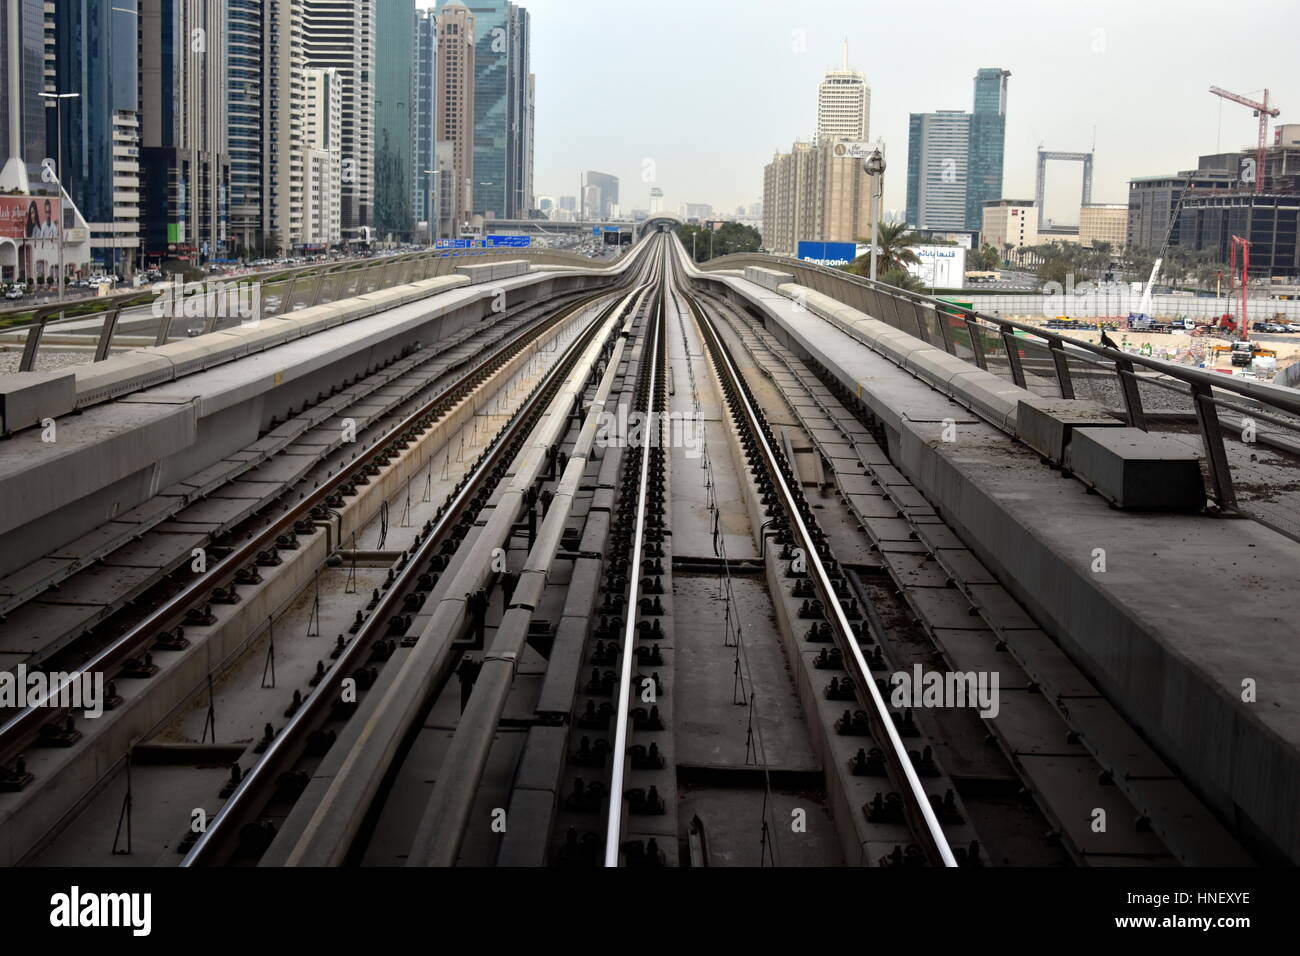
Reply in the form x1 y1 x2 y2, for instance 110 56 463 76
704 253 1300 540
2 247 619 375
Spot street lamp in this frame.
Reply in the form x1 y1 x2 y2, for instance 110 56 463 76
865 147 886 282
40 91 80 303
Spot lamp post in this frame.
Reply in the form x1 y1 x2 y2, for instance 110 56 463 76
40 91 80 303
865 147 886 282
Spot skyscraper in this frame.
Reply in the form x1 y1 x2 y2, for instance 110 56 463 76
303 0 374 235
906 110 970 231
138 0 230 264
227 0 266 255
374 0 415 238
436 0 475 236
905 67 1008 232
441 0 530 220
261 0 308 256
816 45 869 145
966 68 1010 231
51 0 142 275
0 0 46 169
506 4 532 217
412 8 438 230
586 171 618 219
303 66 342 245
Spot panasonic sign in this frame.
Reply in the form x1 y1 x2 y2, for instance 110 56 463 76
797 241 861 268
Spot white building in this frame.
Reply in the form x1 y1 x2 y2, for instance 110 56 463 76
303 67 342 245
302 0 375 234
816 45 870 145
981 199 1038 251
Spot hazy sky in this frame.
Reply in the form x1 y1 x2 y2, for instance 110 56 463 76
423 0 1300 223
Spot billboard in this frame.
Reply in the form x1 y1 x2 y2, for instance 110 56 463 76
797 241 859 268
906 245 968 289
0 196 61 240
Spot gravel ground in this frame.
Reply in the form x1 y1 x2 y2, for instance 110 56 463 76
0 347 96 374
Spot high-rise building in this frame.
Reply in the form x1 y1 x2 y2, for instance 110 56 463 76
374 0 414 239
260 0 308 256
967 68 1009 231
558 195 576 212
816 45 869 145
138 0 230 264
50 0 141 275
441 0 530 220
435 0 474 236
649 187 664 215
303 66 341 245
507 4 532 217
303 0 374 235
227 0 265 255
763 141 875 257
906 110 970 231
1 0 47 169
586 171 617 219
906 68 1009 233
412 8 438 231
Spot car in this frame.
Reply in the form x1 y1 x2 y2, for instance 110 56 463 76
1265 323 1290 333
4 288 24 300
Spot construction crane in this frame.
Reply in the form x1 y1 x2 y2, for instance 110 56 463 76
1209 85 1280 193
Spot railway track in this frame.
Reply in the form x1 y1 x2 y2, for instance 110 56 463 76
0 233 1259 868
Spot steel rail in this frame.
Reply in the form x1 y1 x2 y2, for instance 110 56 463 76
604 251 666 866
405 276 662 866
0 280 636 765
677 253 959 867
180 278 653 866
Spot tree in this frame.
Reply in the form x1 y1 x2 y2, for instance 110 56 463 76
969 244 1000 271
846 221 923 277
674 222 762 262
879 268 926 293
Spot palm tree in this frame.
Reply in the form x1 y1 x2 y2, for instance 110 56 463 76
879 268 927 293
846 221 923 277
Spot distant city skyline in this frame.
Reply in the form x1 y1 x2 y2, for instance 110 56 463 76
470 0 1298 225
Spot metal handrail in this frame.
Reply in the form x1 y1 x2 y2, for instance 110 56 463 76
704 254 1300 518
706 253 1300 416
7 248 626 372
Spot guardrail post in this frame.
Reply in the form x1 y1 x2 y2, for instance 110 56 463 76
309 270 330 307
93 305 125 362
1000 327 1027 388
1113 358 1147 430
18 305 60 372
278 277 298 315
963 316 988 370
154 302 176 346
1190 382 1237 510
1048 338 1075 399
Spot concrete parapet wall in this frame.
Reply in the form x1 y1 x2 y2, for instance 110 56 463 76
703 267 1300 864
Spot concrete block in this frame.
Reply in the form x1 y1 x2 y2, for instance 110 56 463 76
743 266 794 291
1016 396 1125 463
1067 427 1205 510
0 370 76 436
